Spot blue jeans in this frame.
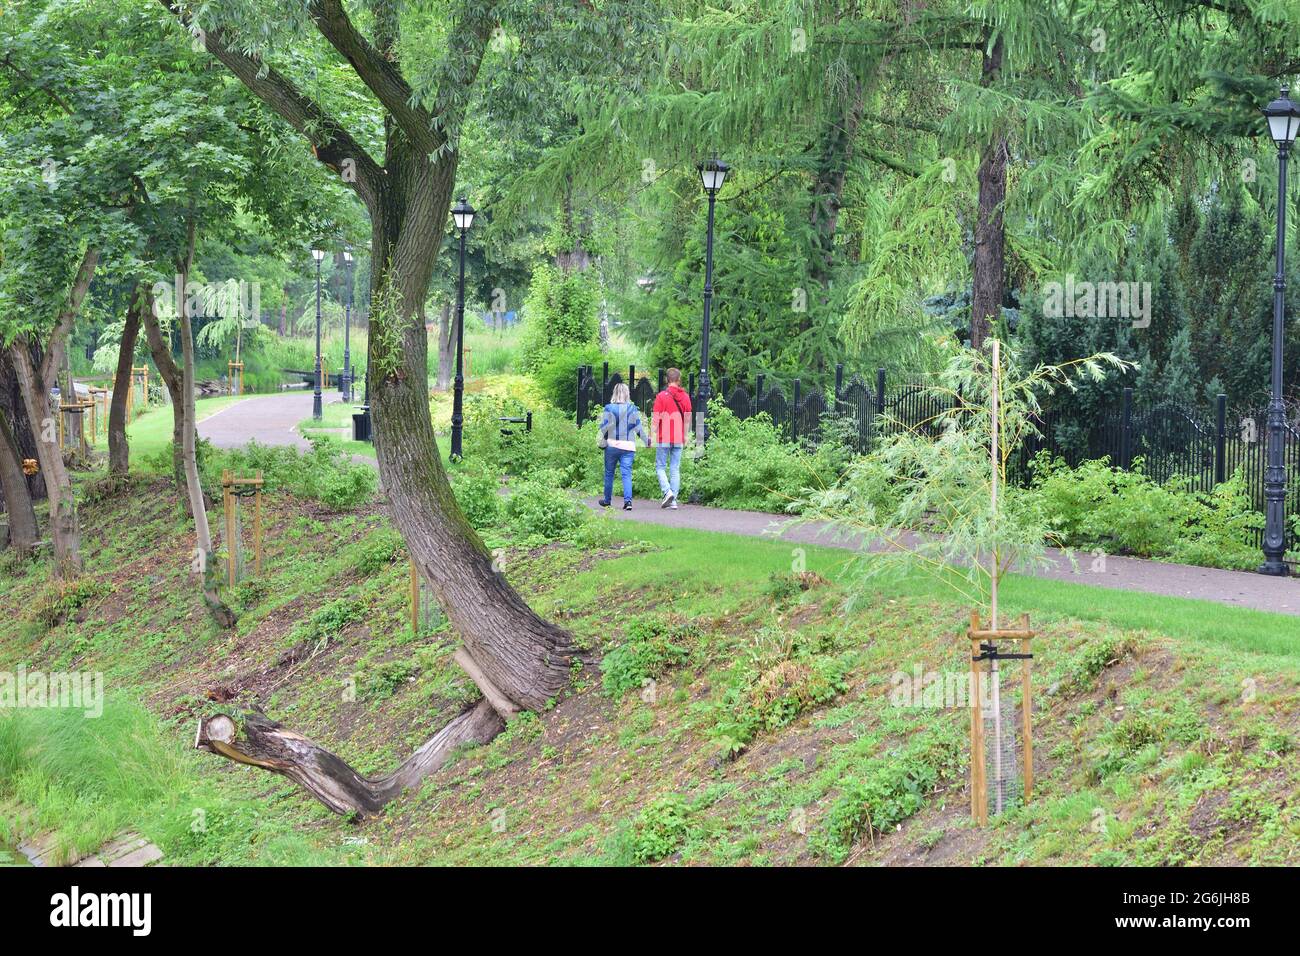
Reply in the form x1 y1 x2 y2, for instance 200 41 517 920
656 444 683 497
603 447 635 503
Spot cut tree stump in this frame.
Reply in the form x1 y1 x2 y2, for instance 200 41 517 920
195 700 505 816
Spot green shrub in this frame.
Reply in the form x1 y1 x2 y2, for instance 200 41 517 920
28 578 107 630
517 264 600 373
310 598 364 636
503 471 585 540
601 616 697 697
689 403 848 513
462 393 592 488
628 794 692 863
453 473 503 530
815 732 961 862
1029 455 1262 569
708 652 847 758
361 658 418 701
198 438 376 510
353 529 405 574
534 343 631 414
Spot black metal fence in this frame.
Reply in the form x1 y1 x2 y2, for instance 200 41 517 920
577 362 1300 550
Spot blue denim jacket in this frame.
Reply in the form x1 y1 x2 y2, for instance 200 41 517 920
600 403 648 450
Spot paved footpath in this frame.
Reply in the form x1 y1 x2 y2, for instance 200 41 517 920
198 390 344 451
192 392 1300 617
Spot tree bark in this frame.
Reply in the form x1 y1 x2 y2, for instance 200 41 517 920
176 219 236 629
435 300 453 390
0 407 38 555
195 701 504 816
108 285 144 478
11 341 81 577
6 246 98 577
140 285 188 495
368 171 581 715
971 33 1007 351
0 349 45 504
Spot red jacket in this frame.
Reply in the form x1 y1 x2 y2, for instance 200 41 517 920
652 384 692 446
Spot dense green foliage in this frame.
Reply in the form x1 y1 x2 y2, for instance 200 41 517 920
517 265 601 373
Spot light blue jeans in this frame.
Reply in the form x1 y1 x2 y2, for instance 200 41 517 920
603 447 635 504
656 444 683 497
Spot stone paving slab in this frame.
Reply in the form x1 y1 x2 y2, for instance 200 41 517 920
20 831 163 868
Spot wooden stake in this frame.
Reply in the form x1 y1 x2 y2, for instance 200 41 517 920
222 470 236 588
410 557 419 637
1020 614 1033 799
253 470 263 576
968 610 985 825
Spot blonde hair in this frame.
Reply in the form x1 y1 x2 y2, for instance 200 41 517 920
611 382 631 404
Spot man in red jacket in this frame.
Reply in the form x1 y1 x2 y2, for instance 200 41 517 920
652 368 693 508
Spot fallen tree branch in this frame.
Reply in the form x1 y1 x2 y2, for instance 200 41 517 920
195 700 504 815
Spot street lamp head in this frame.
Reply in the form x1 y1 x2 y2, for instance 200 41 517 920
342 249 354 265
1263 87 1300 147
452 197 476 231
698 156 730 194
311 246 326 263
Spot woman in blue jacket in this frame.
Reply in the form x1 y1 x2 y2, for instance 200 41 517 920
599 382 649 510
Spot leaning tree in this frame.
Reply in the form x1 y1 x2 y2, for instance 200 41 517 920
166 0 661 812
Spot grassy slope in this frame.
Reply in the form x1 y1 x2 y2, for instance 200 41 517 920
2 483 1299 866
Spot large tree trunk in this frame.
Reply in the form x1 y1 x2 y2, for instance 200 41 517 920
161 0 577 813
140 286 188 496
368 160 581 718
0 349 46 505
195 700 503 816
0 407 38 555
6 246 97 577
108 285 144 478
11 341 81 577
434 300 453 390
970 34 1007 351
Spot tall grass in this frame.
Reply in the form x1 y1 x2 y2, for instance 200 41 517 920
0 701 188 864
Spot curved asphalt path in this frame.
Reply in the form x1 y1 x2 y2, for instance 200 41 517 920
194 392 1300 617
197 390 334 451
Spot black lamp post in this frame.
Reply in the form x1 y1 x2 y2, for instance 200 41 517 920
449 197 475 460
696 157 729 444
1261 88 1300 575
311 245 325 420
342 249 354 402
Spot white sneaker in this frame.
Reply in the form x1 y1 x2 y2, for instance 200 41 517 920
661 492 673 508
669 497 679 509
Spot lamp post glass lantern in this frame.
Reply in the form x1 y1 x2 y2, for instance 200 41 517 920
1260 88 1300 575
342 249 354 402
696 157 729 445
311 246 325 421
450 197 475 460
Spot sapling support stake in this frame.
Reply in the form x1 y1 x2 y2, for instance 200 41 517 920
963 339 1036 826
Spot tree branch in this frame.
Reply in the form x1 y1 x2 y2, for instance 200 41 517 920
155 0 385 214
38 246 99 390
310 0 442 157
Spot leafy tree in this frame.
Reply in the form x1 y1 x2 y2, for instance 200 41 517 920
158 0 663 811
517 263 600 372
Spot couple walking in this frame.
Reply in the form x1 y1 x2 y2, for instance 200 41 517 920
598 367 693 511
